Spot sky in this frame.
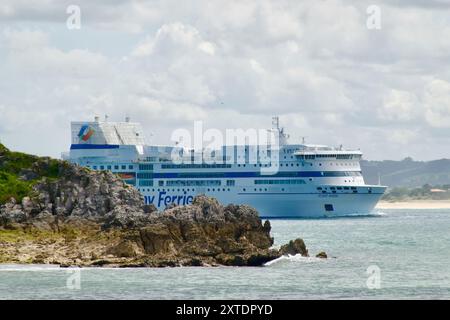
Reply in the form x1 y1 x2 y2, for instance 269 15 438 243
1 0 450 161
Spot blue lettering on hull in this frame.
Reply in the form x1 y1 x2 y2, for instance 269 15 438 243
144 192 194 208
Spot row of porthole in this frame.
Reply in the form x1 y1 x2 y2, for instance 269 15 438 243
242 188 285 192
237 163 310 167
236 163 357 168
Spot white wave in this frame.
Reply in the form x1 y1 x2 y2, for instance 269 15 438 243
0 264 62 272
264 254 325 267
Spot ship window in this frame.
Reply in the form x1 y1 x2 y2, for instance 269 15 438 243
166 180 221 187
114 165 119 170
344 187 349 190
93 166 98 170
100 166 105 170
159 181 164 186
107 165 112 170
139 180 153 187
121 165 126 170
255 179 306 185
226 180 235 187
139 164 154 171
325 204 334 212
129 165 134 170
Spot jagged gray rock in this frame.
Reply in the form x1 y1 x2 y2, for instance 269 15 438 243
280 238 309 257
0 152 318 267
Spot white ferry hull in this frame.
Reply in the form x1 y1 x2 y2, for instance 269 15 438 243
142 186 386 218
231 192 385 218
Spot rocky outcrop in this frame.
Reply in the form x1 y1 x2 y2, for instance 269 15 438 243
280 238 309 257
315 251 328 259
0 147 318 267
0 193 310 267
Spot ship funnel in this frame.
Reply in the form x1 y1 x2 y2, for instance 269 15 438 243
94 116 99 122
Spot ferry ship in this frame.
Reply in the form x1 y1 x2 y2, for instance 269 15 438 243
64 117 386 218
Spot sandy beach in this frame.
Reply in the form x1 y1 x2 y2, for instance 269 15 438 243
376 200 450 209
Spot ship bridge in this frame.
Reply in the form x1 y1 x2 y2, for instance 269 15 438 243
293 145 363 160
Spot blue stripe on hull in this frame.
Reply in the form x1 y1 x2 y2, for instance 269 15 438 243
70 144 120 150
145 171 361 179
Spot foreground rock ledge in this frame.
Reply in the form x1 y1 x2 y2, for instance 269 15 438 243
0 196 310 267
0 157 318 267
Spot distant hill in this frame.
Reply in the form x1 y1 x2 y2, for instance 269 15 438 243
361 158 450 188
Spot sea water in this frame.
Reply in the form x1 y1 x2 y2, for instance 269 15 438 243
1 209 449 300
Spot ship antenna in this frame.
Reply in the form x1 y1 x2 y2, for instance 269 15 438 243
272 116 280 130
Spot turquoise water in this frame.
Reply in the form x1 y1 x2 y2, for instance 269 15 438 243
1 209 449 300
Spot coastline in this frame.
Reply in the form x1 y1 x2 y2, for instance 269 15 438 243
376 200 450 210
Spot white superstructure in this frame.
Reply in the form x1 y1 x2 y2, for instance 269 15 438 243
65 117 386 218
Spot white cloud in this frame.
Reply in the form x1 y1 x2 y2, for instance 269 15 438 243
1 1 450 160
424 79 450 128
379 89 420 122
